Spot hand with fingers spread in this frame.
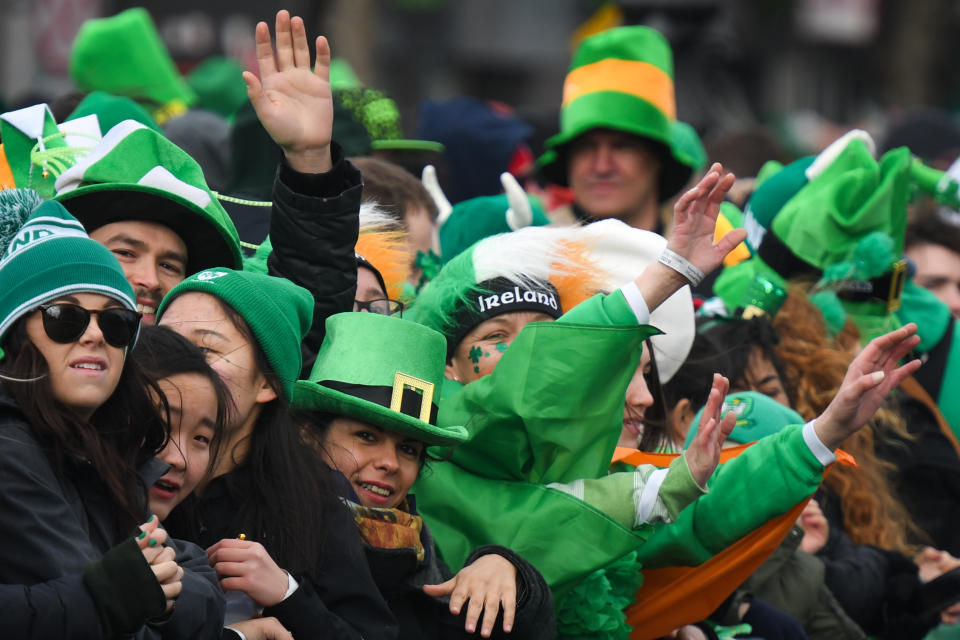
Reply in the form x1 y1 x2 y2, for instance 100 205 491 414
423 554 518 637
685 374 737 487
245 9 334 173
814 323 922 450
668 162 745 275
207 538 290 607
636 163 747 312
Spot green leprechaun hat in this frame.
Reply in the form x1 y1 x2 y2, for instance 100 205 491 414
293 312 468 447
0 103 102 198
69 8 195 124
714 130 913 342
53 120 242 274
536 25 697 201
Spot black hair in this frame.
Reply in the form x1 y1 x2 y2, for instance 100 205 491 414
165 298 339 577
635 339 674 452
0 317 169 534
130 324 233 481
662 332 731 415
695 315 794 406
300 410 437 477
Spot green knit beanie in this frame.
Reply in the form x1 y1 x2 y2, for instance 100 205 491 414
156 269 312 401
0 190 136 354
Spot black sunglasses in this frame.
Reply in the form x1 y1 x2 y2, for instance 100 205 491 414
354 298 405 317
37 303 141 349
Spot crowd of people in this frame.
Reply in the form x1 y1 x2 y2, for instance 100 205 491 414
1 6 960 640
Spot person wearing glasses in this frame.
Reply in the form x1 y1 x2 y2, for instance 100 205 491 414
0 192 224 638
156 268 397 640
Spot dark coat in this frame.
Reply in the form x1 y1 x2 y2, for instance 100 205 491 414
0 391 225 639
335 476 556 640
170 464 398 640
265 144 361 377
816 486 940 639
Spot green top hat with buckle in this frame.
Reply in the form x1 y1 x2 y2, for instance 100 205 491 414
536 25 698 201
53 120 242 274
294 312 468 447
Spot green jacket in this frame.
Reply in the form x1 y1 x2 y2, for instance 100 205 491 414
417 291 828 593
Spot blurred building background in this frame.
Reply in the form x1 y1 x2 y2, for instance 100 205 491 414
4 0 960 165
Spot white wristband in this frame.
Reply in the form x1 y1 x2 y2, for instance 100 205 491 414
658 248 705 287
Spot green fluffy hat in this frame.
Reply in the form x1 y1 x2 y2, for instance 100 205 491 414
684 391 804 448
714 130 913 342
53 120 242 274
0 189 136 351
156 268 312 402
69 8 196 121
536 25 703 201
294 312 468 447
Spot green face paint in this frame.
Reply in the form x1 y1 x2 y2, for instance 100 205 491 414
468 345 482 364
495 342 508 353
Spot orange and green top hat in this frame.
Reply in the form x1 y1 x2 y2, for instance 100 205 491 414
537 25 700 201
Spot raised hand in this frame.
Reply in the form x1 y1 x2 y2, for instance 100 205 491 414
668 163 745 276
634 163 746 312
207 538 290 607
815 323 922 450
685 374 737 487
244 10 334 173
423 554 518 637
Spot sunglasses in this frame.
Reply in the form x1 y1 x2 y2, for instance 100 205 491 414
354 298 405 317
37 303 141 349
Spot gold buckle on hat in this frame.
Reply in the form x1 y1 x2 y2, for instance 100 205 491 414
391 373 434 422
887 259 907 312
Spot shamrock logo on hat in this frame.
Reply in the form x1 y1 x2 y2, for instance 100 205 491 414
197 270 229 281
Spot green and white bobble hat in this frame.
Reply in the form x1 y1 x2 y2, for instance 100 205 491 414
0 189 136 356
53 119 243 274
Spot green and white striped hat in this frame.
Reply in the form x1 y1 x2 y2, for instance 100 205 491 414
53 120 242 275
0 189 136 354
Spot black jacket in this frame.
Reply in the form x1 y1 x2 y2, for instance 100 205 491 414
169 464 398 640
335 477 556 640
266 144 361 377
816 486 939 639
0 391 225 639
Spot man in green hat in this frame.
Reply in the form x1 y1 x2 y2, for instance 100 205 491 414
537 26 705 232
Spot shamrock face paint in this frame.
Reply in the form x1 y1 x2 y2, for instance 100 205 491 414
445 310 555 384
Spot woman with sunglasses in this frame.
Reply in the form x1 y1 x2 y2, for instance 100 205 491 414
157 268 397 639
0 195 224 638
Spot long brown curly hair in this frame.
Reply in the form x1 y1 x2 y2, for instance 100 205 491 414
773 287 922 554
